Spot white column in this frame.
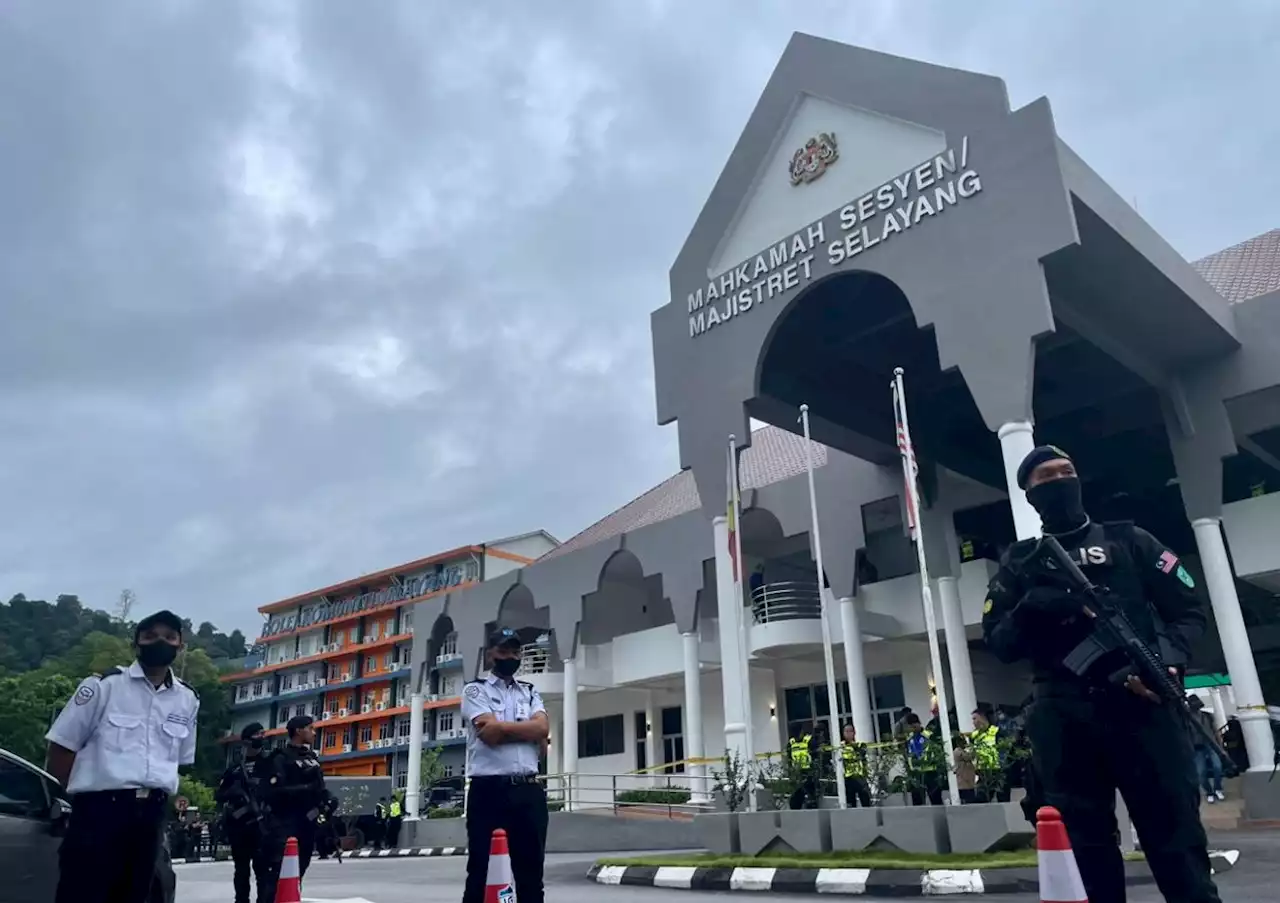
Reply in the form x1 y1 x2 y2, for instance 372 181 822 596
1209 686 1229 732
645 692 659 783
682 632 707 801
997 420 1041 541
561 657 579 810
404 692 424 820
712 515 751 768
937 576 977 734
838 596 874 741
1192 517 1274 772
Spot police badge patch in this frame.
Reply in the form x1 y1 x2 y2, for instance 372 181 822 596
73 684 95 705
1176 565 1196 589
464 683 484 702
982 598 994 615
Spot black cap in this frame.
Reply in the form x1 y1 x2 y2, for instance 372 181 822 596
135 610 184 641
1016 445 1072 490
487 627 521 649
286 715 315 736
241 722 265 740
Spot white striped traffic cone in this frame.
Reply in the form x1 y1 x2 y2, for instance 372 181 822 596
275 836 303 903
1036 806 1087 903
483 829 516 902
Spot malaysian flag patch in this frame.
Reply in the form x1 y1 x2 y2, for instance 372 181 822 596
1157 550 1179 574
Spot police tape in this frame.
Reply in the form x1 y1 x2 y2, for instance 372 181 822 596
624 740 904 775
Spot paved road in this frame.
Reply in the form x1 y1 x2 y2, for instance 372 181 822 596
175 831 1278 901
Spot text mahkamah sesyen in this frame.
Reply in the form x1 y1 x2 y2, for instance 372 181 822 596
688 151 983 338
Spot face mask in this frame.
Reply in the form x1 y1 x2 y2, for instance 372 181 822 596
137 640 179 669
491 657 521 678
1026 476 1087 533
245 738 265 752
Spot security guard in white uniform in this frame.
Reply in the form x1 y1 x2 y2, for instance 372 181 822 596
45 610 200 903
460 628 550 903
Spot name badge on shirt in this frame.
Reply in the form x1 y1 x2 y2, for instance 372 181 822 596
516 702 530 721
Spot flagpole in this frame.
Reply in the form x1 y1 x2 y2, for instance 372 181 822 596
892 368 960 806
727 435 757 809
798 405 848 809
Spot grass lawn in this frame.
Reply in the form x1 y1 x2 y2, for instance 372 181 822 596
596 849 1146 871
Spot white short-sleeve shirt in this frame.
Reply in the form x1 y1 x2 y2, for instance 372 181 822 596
461 674 545 777
46 661 200 795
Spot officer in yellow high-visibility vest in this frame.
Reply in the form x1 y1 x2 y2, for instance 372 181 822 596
386 794 404 849
838 723 872 807
787 723 819 810
970 708 1009 802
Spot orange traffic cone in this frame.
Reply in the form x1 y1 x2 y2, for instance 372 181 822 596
1036 807 1087 903
484 829 516 903
275 836 303 903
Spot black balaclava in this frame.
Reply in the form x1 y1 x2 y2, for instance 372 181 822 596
1017 445 1087 535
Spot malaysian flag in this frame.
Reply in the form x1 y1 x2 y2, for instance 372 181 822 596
892 379 920 540
1158 550 1179 574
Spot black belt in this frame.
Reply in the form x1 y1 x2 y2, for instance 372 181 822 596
74 788 168 804
471 774 540 785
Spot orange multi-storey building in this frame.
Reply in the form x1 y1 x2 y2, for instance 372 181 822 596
220 532 558 787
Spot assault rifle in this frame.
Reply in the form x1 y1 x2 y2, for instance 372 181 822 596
1031 535 1234 773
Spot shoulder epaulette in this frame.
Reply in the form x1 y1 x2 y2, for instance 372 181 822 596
176 677 199 698
465 677 484 685
92 667 126 680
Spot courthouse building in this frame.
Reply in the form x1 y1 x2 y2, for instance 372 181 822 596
407 34 1280 805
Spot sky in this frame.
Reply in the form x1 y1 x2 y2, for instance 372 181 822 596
1 1 1276 638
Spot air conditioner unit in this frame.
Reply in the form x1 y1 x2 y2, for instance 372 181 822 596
397 736 408 745
339 708 349 718
364 636 377 644
427 694 439 703
320 711 332 721
342 744 352 753
375 702 386 712
340 673 351 682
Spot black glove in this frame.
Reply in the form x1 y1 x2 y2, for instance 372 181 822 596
1014 586 1083 621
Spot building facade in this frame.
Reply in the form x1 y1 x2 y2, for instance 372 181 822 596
221 531 559 788
407 35 1280 809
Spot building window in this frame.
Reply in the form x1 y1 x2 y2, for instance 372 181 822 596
394 772 407 790
280 674 293 691
252 680 265 697
378 721 392 741
384 652 395 671
661 706 685 774
236 685 249 701
438 711 455 734
311 698 324 718
324 732 336 750
578 714 625 759
365 656 377 674
440 634 458 656
443 763 455 778
360 724 373 745
783 681 852 742
363 692 375 711
868 673 906 742
440 676 458 697
398 719 412 739
385 618 395 637
402 609 413 632
327 699 339 715
634 711 647 771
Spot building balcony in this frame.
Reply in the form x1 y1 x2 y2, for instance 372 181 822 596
747 581 826 658
435 651 464 668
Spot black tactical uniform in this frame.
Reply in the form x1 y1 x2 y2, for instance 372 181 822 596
215 723 272 903
260 717 326 901
982 445 1220 903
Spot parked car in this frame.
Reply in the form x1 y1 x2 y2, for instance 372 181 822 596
0 746 176 903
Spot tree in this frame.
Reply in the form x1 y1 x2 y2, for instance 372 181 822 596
419 744 445 790
115 589 136 623
176 775 216 818
0 672 78 764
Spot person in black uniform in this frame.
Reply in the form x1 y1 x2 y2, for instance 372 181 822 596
982 445 1221 903
260 715 326 899
215 723 273 903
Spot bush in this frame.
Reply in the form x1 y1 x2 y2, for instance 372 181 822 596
616 788 691 805
428 806 463 819
547 801 564 812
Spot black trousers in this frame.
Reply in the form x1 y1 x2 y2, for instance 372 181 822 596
260 818 316 903
1026 687 1221 903
463 777 549 903
226 822 271 903
789 773 817 809
386 817 402 849
57 789 167 903
843 775 872 807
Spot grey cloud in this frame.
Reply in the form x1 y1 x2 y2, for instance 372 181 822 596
0 0 1273 635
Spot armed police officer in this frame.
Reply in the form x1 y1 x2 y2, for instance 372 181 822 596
461 628 550 903
260 715 326 898
45 610 200 903
216 723 273 903
982 445 1220 903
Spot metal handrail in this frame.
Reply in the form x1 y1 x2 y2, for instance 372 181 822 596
516 644 550 677
750 581 821 625
539 769 717 818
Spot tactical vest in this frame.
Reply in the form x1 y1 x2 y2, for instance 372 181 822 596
971 725 1000 769
789 736 812 769
389 800 402 818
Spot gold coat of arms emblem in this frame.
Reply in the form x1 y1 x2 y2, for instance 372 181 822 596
789 132 839 185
